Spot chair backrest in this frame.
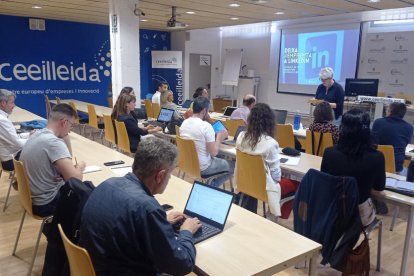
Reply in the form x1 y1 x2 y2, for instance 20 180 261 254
103 115 116 145
224 119 245 137
69 101 80 124
152 103 161 119
275 124 295 148
56 97 61 104
144 100 153 119
13 159 34 216
305 130 333 157
175 136 202 179
114 120 131 154
45 95 52 118
377 145 396 173
57 224 96 276
87 104 98 129
236 149 268 203
273 109 288 125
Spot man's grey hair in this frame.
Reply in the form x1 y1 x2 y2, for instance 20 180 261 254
319 67 334 80
0 89 15 103
132 137 178 178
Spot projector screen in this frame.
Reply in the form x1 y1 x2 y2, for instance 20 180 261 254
278 23 361 95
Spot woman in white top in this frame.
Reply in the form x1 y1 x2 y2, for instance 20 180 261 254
236 103 298 218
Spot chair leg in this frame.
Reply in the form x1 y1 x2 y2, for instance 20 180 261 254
181 172 185 180
27 218 49 276
3 176 13 212
263 202 266 218
377 220 383 271
229 177 234 192
13 211 26 255
390 207 399 231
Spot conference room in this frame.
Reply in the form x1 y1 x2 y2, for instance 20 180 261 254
1 1 414 275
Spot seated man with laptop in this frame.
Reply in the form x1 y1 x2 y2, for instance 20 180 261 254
180 97 234 188
80 137 201 275
230 94 256 124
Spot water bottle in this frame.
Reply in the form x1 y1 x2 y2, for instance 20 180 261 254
293 110 301 130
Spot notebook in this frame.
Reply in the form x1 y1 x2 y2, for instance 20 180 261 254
385 177 414 197
220 106 237 118
222 125 246 146
183 181 234 243
181 100 193 109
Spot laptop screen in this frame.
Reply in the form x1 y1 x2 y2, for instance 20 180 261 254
184 182 233 225
223 106 237 117
181 100 193 109
233 126 246 141
157 108 174 123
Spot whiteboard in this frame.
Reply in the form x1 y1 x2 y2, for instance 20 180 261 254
222 49 243 86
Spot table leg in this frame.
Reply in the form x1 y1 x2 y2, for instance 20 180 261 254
400 205 414 276
308 255 317 276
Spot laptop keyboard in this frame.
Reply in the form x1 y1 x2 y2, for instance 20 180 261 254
193 223 219 241
144 121 166 127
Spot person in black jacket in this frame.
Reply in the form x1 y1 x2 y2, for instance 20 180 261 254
111 93 161 152
321 109 386 226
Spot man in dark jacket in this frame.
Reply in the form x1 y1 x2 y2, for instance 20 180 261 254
372 102 413 176
80 137 201 275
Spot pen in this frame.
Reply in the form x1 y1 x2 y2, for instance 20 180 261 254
75 157 78 167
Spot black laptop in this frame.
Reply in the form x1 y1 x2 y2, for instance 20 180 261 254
181 100 193 109
220 106 237 118
223 125 247 146
145 108 174 127
183 181 234 243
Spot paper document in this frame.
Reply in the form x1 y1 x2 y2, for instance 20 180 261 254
279 154 300 166
386 178 414 191
111 166 132 175
83 165 102 174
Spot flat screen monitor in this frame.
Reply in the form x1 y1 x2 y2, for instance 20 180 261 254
345 79 379 97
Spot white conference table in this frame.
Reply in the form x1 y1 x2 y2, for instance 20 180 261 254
50 99 112 117
9 106 44 123
11 106 322 275
69 132 322 276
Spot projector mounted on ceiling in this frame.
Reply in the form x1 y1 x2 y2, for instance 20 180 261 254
167 6 188 29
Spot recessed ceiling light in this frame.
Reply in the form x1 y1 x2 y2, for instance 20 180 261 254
186 11 196 14
229 3 240 7
140 19 148 22
275 12 285 15
32 5 42 9
230 17 239 20
367 0 380 3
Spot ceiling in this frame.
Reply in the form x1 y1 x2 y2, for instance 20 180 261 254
1 0 414 31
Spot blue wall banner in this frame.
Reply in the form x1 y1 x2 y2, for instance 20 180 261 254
0 15 111 118
151 51 183 105
140 30 171 99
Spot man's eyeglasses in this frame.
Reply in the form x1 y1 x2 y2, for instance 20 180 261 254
319 77 331 81
62 118 76 129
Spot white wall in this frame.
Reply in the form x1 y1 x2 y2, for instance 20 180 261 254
171 7 414 115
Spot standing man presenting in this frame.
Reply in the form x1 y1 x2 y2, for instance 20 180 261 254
312 67 344 124
372 102 413 176
152 81 169 105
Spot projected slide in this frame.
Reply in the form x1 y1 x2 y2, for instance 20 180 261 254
278 24 360 95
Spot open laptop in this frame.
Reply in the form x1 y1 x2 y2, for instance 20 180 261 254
220 106 237 118
273 109 288 125
223 125 246 146
145 108 174 127
183 181 234 243
181 99 193 109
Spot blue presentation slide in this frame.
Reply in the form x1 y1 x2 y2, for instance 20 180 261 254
278 25 360 95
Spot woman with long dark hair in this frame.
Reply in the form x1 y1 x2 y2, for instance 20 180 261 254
236 103 298 219
111 94 161 152
321 108 386 226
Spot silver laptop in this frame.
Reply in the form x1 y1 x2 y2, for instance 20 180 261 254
220 106 237 118
223 125 246 146
146 108 174 127
183 181 234 243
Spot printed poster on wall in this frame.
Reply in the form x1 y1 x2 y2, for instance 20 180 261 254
0 15 112 118
151 50 183 105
